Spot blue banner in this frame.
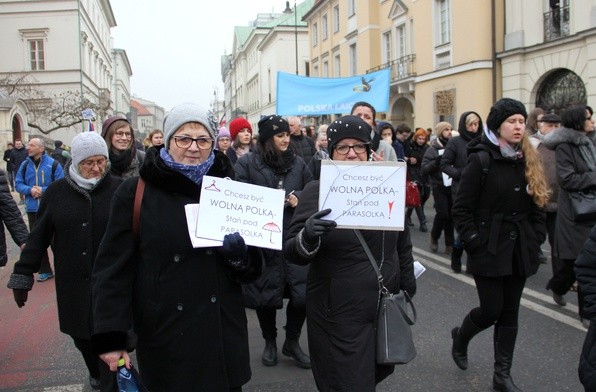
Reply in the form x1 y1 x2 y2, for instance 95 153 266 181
276 68 390 116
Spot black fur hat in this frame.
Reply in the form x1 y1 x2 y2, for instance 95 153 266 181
486 98 527 132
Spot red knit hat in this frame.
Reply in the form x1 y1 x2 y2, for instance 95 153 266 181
228 118 252 140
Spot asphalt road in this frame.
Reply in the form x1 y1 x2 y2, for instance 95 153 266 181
0 195 587 391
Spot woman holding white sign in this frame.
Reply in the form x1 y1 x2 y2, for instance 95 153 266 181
234 114 313 369
91 103 263 391
283 115 417 392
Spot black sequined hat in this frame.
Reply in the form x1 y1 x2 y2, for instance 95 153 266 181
326 115 372 155
257 115 289 143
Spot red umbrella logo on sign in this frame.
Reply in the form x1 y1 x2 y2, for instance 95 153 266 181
262 222 281 243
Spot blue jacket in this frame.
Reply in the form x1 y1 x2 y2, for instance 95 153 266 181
15 154 64 213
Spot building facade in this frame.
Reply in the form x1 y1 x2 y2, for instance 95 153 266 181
0 0 131 146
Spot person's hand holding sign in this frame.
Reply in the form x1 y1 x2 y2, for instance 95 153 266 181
301 208 337 248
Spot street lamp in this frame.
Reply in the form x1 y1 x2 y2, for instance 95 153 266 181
283 1 298 75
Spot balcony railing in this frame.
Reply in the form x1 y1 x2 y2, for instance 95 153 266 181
368 54 416 82
544 6 569 41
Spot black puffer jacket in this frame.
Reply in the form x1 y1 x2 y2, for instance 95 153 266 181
234 151 312 308
0 168 28 266
576 224 596 391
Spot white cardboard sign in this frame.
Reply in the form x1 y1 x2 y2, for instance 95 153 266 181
319 160 407 231
196 175 285 250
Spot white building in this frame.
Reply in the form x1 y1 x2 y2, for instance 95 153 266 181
500 0 596 112
0 0 131 146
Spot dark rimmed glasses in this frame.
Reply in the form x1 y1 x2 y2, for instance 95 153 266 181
334 143 369 155
173 136 214 150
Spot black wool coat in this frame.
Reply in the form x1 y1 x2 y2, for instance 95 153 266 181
283 180 416 392
543 127 596 260
234 151 312 309
10 165 121 338
575 224 596 390
452 136 546 277
92 148 262 391
0 168 28 265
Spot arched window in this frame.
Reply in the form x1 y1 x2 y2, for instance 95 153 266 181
536 69 586 113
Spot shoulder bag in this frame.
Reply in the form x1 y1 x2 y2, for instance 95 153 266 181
354 230 417 365
569 190 596 222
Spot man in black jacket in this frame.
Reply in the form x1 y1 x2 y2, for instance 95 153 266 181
288 116 317 165
9 140 27 204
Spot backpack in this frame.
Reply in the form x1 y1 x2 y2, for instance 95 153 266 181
20 159 59 182
477 150 491 187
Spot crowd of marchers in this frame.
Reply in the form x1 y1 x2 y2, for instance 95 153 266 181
1 97 595 392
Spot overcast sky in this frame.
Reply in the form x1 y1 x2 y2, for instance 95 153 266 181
110 0 288 112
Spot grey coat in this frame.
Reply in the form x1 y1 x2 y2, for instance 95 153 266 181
543 127 596 260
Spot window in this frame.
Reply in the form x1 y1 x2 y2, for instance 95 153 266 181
29 39 45 70
334 53 341 76
348 0 356 17
322 14 328 40
349 44 357 75
312 22 318 46
436 0 451 45
382 31 392 64
323 60 329 77
396 24 406 58
333 5 340 32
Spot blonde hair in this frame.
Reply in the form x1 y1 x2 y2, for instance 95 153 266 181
465 113 480 126
520 134 549 208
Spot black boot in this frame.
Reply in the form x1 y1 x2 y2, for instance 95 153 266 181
492 326 522 392
282 339 311 369
451 314 484 370
262 338 277 366
451 246 463 273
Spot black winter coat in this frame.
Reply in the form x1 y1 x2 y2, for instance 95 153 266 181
542 127 596 260
92 148 262 391
440 111 483 197
9 165 121 338
407 140 429 184
9 147 27 175
452 136 546 277
290 134 317 164
283 180 416 392
421 138 448 188
575 224 596 391
0 169 28 265
234 151 312 309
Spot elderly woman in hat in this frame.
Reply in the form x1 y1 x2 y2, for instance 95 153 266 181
92 103 262 392
101 115 144 178
234 115 313 370
283 115 416 392
450 98 549 392
8 132 121 391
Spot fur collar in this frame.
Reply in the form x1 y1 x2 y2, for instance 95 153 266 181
139 146 234 199
543 127 593 150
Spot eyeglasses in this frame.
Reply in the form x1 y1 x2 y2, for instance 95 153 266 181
173 136 214 150
218 137 231 142
334 143 369 155
79 157 107 169
114 130 132 138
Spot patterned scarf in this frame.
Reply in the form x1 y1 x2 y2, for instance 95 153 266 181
486 129 523 160
159 148 215 185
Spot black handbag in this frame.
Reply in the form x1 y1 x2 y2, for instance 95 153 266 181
354 230 417 365
569 190 596 222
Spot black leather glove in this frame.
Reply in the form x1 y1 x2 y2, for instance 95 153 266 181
220 232 248 269
13 289 29 308
464 234 484 255
303 208 337 245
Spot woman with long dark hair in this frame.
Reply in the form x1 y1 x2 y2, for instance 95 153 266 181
101 116 144 178
451 98 549 392
234 115 313 369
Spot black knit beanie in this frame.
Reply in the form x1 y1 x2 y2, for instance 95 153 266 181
326 115 372 154
486 98 527 132
257 115 289 144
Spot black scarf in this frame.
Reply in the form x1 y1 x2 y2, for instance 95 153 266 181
109 149 134 176
262 149 295 174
